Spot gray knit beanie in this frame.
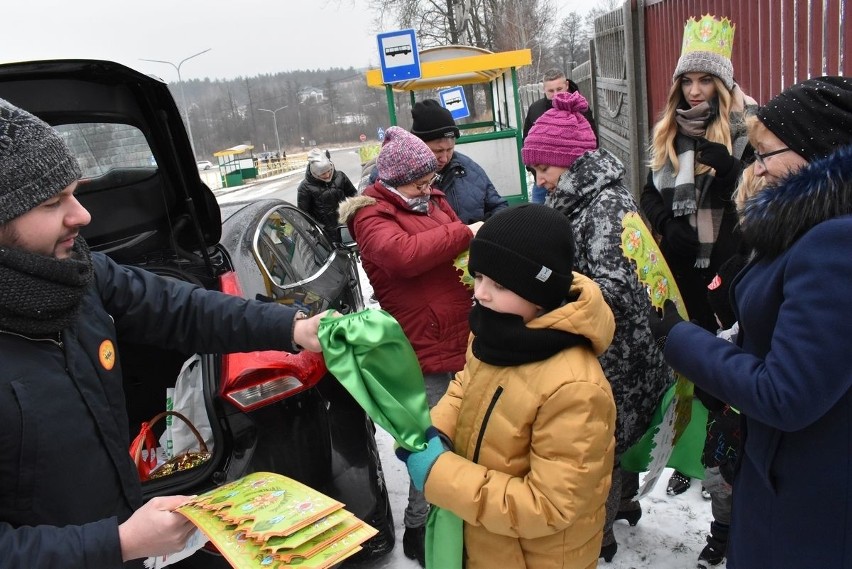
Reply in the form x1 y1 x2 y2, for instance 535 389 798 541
672 15 736 90
376 126 439 187
0 98 82 224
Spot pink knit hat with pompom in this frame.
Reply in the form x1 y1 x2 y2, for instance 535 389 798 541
522 91 597 169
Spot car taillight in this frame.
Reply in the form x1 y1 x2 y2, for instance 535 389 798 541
218 271 327 412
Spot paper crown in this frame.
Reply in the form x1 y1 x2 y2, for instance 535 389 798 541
673 14 736 89
680 14 735 60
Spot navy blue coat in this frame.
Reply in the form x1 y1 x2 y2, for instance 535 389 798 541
433 152 507 224
664 145 852 569
0 252 300 568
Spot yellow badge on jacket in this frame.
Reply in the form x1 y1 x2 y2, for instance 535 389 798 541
98 339 116 371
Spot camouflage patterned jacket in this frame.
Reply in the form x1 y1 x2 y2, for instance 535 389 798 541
547 148 674 455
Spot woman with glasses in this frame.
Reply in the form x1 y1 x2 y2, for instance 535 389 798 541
649 76 852 569
338 125 482 567
640 15 757 334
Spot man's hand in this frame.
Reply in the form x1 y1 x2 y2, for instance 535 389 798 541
118 495 198 561
293 312 326 353
467 221 484 237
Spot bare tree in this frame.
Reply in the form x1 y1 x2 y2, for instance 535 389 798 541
548 11 589 78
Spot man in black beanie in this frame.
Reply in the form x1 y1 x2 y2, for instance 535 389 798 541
409 99 507 224
0 97 325 568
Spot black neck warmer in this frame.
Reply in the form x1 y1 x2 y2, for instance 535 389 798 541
468 302 589 367
0 236 93 336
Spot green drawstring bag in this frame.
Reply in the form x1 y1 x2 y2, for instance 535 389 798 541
318 309 463 569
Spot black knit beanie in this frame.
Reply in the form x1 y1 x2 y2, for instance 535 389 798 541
706 254 747 330
0 98 82 224
469 204 574 311
410 99 460 142
756 76 852 161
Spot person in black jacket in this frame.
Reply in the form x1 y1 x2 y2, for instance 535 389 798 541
522 69 597 204
0 97 324 569
297 148 357 239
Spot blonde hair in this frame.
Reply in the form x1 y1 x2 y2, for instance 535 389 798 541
734 162 765 215
649 76 735 175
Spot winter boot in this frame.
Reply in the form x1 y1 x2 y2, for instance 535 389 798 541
697 521 729 568
403 525 426 567
599 541 617 563
666 470 691 495
615 503 642 526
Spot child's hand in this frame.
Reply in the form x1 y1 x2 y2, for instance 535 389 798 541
395 428 448 491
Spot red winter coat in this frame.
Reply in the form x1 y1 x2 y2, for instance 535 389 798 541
339 182 473 374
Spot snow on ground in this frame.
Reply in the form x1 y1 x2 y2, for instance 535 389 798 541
358 264 724 569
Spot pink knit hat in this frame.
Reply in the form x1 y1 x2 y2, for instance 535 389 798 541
522 91 597 169
376 126 439 187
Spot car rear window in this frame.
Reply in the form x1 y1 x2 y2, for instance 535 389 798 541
55 122 156 179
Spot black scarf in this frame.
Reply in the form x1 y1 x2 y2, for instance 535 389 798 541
468 302 588 366
0 236 93 336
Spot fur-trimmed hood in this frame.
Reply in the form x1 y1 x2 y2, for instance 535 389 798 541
337 194 376 225
741 144 852 258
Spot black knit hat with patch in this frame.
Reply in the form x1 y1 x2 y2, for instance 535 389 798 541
0 98 82 224
757 76 852 161
469 204 574 311
410 99 460 142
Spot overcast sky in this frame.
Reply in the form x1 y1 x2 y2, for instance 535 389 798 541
2 0 595 82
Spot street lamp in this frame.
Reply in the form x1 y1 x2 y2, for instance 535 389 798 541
257 106 287 158
141 48 211 159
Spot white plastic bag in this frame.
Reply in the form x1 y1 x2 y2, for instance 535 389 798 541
159 354 213 454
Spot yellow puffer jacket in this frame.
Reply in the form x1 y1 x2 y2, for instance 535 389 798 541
428 273 617 569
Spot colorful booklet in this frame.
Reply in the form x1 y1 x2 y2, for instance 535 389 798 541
176 472 377 569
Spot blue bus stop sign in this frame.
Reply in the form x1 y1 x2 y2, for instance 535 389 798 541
377 127 385 142
377 29 421 84
439 87 470 120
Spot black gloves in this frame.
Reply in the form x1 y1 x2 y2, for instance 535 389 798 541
663 217 699 258
648 299 684 351
696 137 736 177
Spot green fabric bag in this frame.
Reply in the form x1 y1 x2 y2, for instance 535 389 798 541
318 309 464 569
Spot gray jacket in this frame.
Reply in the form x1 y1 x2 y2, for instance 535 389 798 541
547 148 674 454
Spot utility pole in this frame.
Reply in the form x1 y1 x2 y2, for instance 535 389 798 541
141 48 212 160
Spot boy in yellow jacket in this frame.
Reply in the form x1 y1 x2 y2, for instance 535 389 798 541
399 204 617 568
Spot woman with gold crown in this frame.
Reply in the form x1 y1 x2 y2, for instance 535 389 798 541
642 15 756 330
639 13 756 567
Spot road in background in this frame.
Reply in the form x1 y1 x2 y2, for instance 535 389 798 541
213 147 365 206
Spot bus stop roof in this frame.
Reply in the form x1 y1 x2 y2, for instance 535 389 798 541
365 46 531 91
213 144 254 157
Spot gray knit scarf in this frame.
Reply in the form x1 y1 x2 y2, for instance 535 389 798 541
0 236 93 336
653 100 751 268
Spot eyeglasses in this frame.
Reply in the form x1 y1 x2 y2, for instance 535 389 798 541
411 174 438 192
754 147 790 168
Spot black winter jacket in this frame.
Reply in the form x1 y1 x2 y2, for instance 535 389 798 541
297 167 357 237
0 252 301 568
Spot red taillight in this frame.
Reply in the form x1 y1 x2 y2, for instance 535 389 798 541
218 271 327 412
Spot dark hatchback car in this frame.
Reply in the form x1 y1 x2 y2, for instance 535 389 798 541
0 59 394 567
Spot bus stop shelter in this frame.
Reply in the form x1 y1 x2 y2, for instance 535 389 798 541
214 144 258 188
365 46 532 203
